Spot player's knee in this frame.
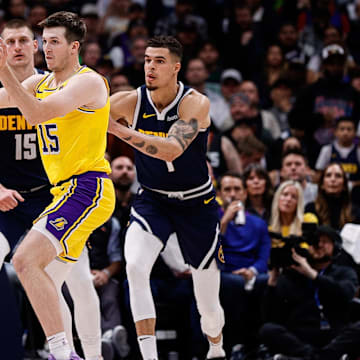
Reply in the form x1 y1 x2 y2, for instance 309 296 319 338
126 260 149 284
12 251 31 277
199 305 225 338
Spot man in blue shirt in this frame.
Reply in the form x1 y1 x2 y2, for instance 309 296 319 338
217 172 271 355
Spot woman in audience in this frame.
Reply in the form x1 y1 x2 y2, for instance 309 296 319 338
305 163 352 230
244 164 273 223
269 180 304 236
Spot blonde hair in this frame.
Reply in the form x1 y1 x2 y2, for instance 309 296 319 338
270 180 304 235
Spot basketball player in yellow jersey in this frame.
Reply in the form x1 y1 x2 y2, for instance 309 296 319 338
0 12 115 360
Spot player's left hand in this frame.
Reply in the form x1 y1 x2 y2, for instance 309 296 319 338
291 248 318 279
0 38 8 71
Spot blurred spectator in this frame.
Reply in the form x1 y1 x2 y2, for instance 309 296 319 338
277 21 313 65
269 180 304 237
347 0 360 64
289 44 360 167
236 135 267 170
197 40 223 84
223 2 264 79
243 164 273 222
27 3 48 52
109 18 149 69
316 117 360 187
239 80 281 140
217 172 271 353
109 156 137 234
254 43 288 107
109 71 131 94
121 36 146 88
306 163 353 230
175 18 203 71
88 217 130 359
307 25 355 84
96 56 115 79
348 65 360 93
185 58 231 131
80 3 101 42
280 149 318 207
81 40 102 69
260 225 358 359
269 77 294 138
224 92 275 149
207 131 243 181
154 0 208 41
4 0 28 20
98 0 132 43
220 68 242 104
245 0 280 45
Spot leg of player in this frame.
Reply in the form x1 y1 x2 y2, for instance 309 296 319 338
65 248 103 360
0 232 10 270
45 258 76 349
12 229 72 360
191 259 226 359
125 222 164 360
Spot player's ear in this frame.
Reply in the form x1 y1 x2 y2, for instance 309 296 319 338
33 39 38 53
174 61 181 74
71 40 80 53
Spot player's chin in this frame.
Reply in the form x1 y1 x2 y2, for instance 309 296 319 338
146 84 158 91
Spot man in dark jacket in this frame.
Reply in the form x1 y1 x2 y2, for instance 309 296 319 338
260 225 359 360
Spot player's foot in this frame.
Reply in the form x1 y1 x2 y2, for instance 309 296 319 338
111 325 130 357
206 357 226 360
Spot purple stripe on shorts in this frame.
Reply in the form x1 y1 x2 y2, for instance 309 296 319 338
46 174 102 247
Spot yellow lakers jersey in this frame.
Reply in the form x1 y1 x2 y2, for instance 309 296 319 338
34 66 111 185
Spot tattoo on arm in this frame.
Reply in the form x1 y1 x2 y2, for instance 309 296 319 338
123 136 132 141
133 140 145 148
168 118 198 151
146 145 158 154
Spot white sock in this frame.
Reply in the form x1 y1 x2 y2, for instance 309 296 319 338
137 335 158 360
207 335 226 359
86 357 102 360
47 332 72 360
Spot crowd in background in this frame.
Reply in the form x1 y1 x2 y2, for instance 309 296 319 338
2 0 360 359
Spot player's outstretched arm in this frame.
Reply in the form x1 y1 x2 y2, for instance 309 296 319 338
109 90 210 162
0 40 107 124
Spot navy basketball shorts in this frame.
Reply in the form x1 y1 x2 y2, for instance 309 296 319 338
0 185 52 250
129 188 220 269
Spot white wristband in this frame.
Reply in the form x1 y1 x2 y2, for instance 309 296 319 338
102 269 111 278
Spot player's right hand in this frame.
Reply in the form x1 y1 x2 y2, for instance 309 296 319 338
0 188 24 211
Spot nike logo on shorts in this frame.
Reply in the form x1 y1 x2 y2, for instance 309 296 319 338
204 196 214 204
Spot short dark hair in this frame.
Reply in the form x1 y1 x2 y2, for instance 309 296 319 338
218 171 244 190
147 36 183 61
2 19 34 38
335 116 355 129
282 147 307 164
39 11 86 46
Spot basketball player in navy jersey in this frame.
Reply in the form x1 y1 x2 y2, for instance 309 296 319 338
0 19 104 360
109 36 226 359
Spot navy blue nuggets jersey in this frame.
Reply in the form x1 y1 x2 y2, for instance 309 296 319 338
132 82 211 194
331 144 360 181
0 69 49 191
